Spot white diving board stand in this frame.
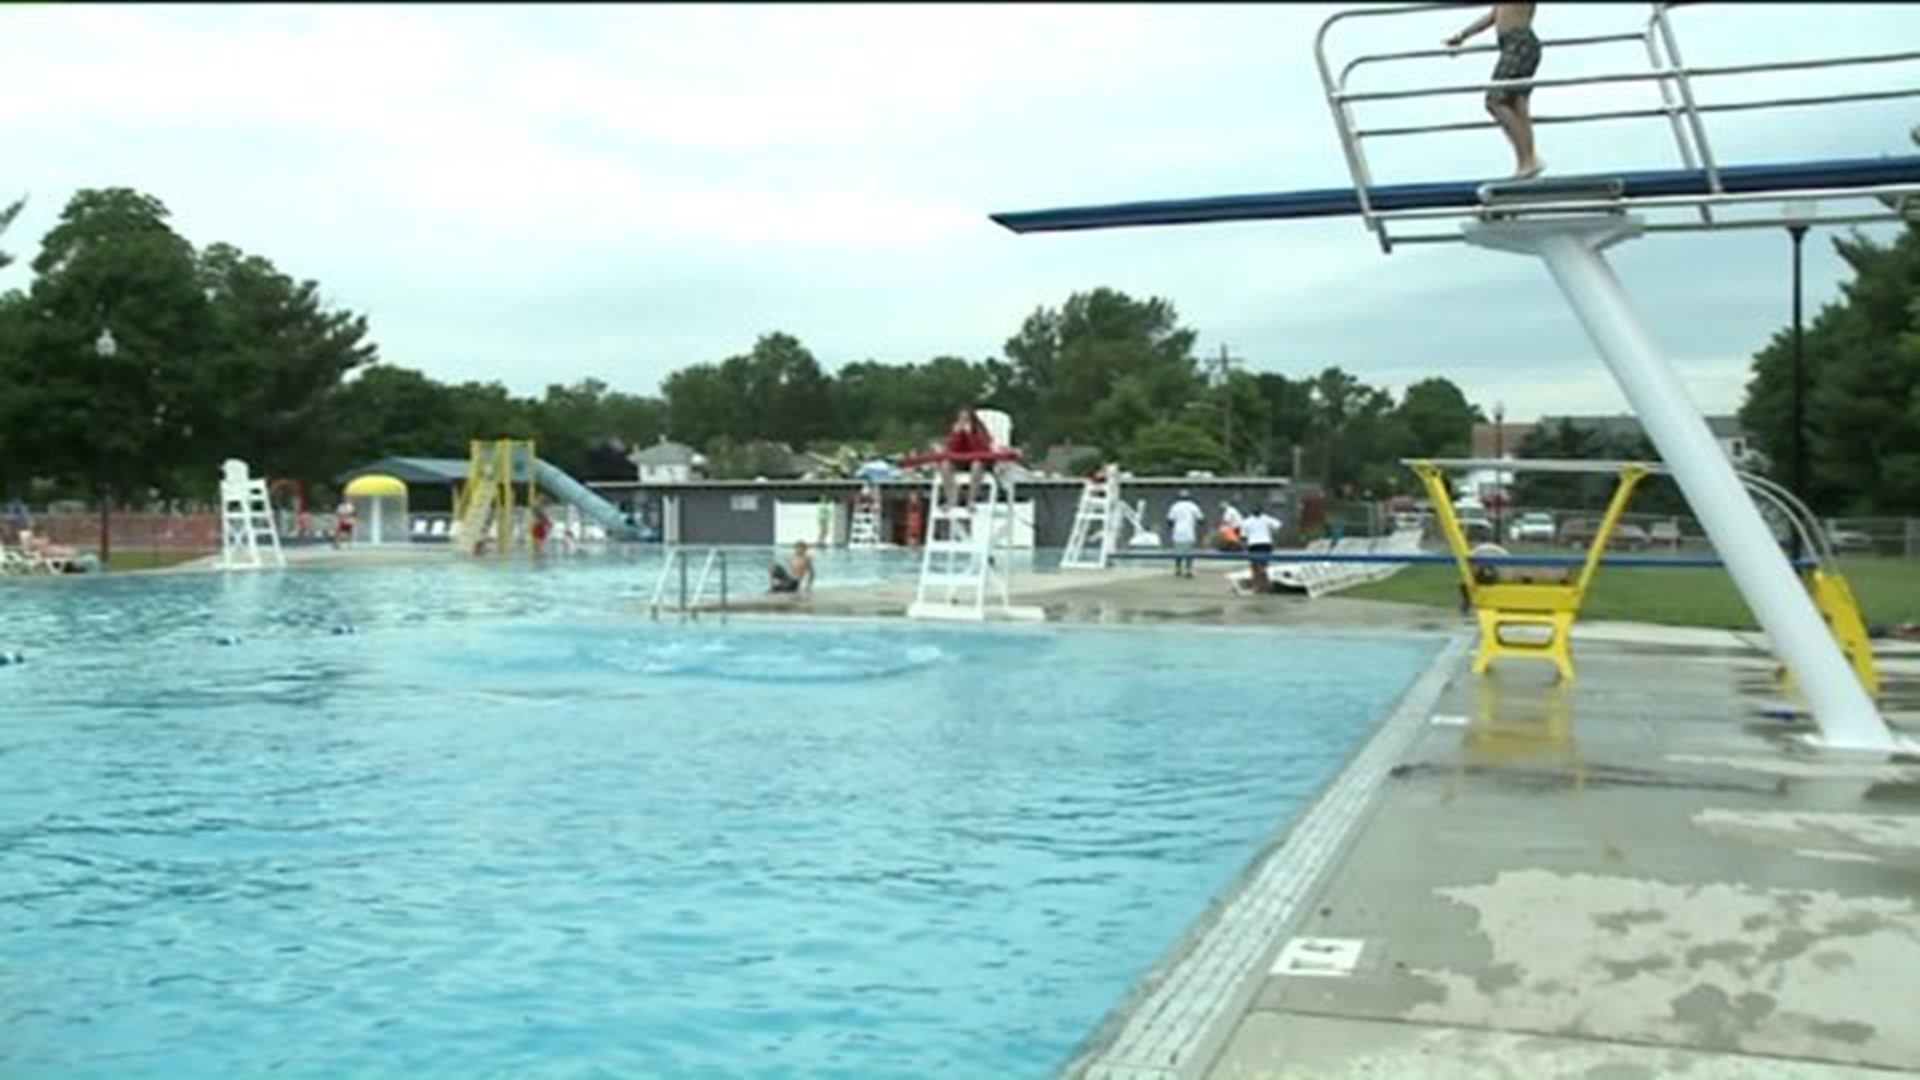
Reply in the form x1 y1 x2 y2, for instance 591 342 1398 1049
986 2 1920 752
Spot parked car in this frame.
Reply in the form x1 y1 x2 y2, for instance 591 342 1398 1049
1507 511 1556 544
1558 518 1651 551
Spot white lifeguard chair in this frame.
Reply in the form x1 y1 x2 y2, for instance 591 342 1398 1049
218 458 285 570
848 484 884 549
906 408 1045 622
1062 464 1122 570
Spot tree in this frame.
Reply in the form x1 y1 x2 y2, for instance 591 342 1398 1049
1740 223 1920 514
1300 366 1400 495
0 196 21 272
662 332 836 448
1001 288 1200 452
1395 378 1477 459
1254 372 1315 476
1122 418 1228 476
527 378 666 480
5 188 212 501
1511 419 1639 510
194 242 378 484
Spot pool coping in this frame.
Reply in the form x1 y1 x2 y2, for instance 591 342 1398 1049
1055 630 1475 1080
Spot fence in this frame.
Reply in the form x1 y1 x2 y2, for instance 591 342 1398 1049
4 512 222 555
1327 504 1920 559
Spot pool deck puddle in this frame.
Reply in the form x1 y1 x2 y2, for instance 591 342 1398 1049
749 566 1920 1079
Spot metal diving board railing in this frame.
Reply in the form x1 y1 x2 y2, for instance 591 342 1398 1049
993 3 1920 250
986 2 1913 751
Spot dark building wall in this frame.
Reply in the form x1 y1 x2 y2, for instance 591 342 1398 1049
591 477 1299 547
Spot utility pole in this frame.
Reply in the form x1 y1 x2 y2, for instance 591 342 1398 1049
1208 344 1244 470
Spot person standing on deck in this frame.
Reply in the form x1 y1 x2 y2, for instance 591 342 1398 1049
1166 489 1205 578
1240 505 1283 594
1446 3 1544 179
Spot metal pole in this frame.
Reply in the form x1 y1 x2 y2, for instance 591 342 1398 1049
1493 402 1506 541
1789 220 1809 560
1466 217 1892 752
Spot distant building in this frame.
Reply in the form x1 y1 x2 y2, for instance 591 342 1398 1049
1461 413 1758 503
1525 414 1761 469
628 438 703 484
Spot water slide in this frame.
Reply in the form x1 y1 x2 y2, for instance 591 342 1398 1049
533 458 648 541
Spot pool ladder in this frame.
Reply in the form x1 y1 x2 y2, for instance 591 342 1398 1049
650 547 729 621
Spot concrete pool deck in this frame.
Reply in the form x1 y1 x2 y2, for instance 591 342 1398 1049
740 564 1920 1078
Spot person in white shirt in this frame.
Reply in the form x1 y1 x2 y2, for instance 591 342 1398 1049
1240 505 1282 593
1165 489 1206 578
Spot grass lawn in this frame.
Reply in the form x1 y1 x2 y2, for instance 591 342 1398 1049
1343 554 1920 630
106 549 208 572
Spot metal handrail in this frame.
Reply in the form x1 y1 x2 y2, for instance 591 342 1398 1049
1337 30 1648 88
1332 50 1920 107
1644 8 1700 177
1313 2 1920 249
1647 3 1720 198
649 546 730 620
1409 457 1836 563
1354 88 1920 141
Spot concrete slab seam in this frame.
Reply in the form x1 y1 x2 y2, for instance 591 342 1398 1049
1066 632 1473 1078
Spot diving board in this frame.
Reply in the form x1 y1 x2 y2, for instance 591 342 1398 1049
985 3 1917 752
991 156 1920 234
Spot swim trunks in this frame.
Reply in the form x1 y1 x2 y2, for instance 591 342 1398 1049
1489 26 1541 104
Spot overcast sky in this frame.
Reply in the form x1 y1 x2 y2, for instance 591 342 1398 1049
5 2 1916 423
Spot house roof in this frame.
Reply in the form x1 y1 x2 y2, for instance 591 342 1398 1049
1537 414 1750 440
630 440 698 466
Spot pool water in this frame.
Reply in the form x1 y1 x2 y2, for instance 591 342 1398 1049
0 561 1441 1079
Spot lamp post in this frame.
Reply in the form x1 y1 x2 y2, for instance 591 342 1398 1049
94 328 118 568
1493 400 1506 542
1783 199 1812 561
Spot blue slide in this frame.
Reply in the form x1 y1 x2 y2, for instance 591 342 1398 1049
533 458 649 541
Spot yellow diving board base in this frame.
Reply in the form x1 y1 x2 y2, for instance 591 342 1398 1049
1409 459 1650 683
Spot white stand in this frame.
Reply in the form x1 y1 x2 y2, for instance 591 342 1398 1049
1465 215 1893 752
1061 464 1122 570
848 491 883 549
907 466 1045 623
218 458 285 571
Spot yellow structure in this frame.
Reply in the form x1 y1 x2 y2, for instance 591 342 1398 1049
1410 459 1649 683
342 473 409 546
1807 569 1880 697
1777 567 1882 699
455 439 538 556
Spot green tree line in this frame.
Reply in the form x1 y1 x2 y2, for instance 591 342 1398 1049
4 185 1907 512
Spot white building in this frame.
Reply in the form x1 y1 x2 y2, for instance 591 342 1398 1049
628 438 704 484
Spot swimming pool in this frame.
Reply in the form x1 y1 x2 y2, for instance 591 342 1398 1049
0 561 1442 1078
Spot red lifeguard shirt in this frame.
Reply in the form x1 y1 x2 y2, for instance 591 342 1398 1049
945 426 991 456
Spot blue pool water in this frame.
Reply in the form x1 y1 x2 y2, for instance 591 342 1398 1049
0 560 1441 1079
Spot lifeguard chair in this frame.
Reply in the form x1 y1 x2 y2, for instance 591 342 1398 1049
901 408 1044 622
988 3 1918 751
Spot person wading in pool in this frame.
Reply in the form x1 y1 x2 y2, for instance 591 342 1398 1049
1446 2 1543 179
768 540 815 596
